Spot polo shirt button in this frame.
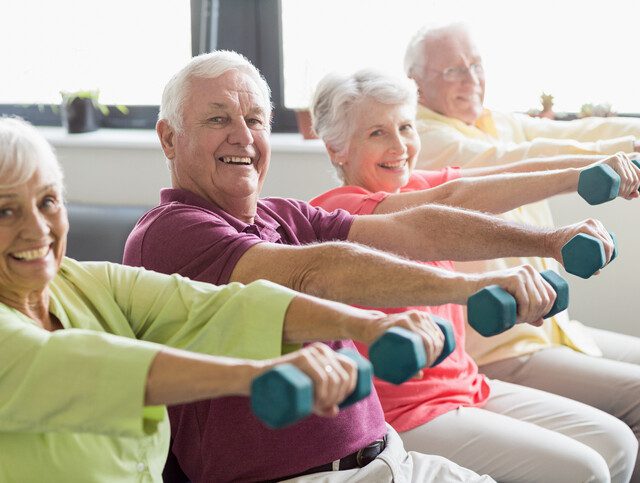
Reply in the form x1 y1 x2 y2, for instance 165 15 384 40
136 463 146 472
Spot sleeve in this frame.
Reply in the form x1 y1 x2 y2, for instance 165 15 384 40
131 206 264 285
0 315 163 437
517 113 640 146
88 262 297 359
310 186 390 216
287 199 355 241
417 118 636 170
413 167 462 187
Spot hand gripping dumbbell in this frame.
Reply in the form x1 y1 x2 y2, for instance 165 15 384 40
561 231 617 279
467 270 569 337
251 348 372 429
579 160 640 205
368 317 456 385
252 319 458 427
578 164 621 205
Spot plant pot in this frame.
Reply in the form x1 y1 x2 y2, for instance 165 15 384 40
62 97 100 134
294 109 318 140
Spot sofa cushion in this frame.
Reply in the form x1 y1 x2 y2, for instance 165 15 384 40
66 204 148 263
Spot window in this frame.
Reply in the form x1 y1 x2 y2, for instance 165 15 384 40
1 0 191 127
282 0 640 114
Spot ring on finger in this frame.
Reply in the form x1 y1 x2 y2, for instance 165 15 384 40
324 364 333 374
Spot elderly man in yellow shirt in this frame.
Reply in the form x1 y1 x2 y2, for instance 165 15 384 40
405 22 640 482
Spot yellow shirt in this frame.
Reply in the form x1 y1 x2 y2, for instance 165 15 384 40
415 105 640 365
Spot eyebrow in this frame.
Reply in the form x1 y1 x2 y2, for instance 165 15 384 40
0 183 57 199
38 183 57 194
206 102 266 115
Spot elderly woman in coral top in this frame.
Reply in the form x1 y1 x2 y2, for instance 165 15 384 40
310 70 639 483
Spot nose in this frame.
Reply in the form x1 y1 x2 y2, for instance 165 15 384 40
389 132 407 155
227 118 254 146
463 67 481 86
21 207 51 240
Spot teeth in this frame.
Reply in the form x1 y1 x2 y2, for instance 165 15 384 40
380 160 407 169
13 246 49 261
220 156 252 165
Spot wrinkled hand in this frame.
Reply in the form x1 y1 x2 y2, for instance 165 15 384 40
597 152 640 199
551 218 615 271
475 265 556 326
272 342 357 418
360 310 445 370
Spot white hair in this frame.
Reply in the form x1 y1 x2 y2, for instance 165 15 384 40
159 50 272 133
311 68 418 159
404 22 470 77
0 117 63 190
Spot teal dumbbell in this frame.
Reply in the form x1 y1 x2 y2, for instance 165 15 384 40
467 270 569 337
369 317 456 385
579 160 640 204
578 164 620 205
251 348 372 429
561 231 617 279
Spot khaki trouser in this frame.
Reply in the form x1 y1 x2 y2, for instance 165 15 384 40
480 327 640 483
282 424 494 483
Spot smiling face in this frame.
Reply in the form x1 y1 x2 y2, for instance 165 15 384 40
160 70 271 217
334 98 420 193
411 28 485 125
0 166 68 301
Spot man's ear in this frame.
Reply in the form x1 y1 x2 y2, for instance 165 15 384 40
157 119 176 160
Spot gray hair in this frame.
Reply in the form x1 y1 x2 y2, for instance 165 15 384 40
0 117 63 190
311 68 418 159
404 22 470 77
159 50 272 133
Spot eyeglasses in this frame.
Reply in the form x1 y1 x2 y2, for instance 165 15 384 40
433 63 484 82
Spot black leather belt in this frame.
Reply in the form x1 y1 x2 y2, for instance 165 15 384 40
265 434 387 482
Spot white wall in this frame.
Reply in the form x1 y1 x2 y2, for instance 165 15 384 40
44 127 637 337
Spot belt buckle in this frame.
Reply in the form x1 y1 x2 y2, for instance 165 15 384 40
355 436 386 467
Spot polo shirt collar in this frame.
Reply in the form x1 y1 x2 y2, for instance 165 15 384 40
159 188 282 242
416 105 498 139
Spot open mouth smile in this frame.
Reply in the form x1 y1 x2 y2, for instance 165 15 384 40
378 160 408 170
11 245 51 261
218 156 253 165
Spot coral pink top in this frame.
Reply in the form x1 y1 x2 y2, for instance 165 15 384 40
310 168 490 432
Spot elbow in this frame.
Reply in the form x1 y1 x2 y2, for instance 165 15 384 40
286 243 336 298
292 242 358 301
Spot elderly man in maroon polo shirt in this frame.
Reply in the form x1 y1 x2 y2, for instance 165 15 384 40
123 51 612 482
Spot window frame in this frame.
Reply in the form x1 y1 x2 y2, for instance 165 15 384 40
0 0 296 132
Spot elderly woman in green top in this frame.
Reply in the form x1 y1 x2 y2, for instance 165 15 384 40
0 117 413 482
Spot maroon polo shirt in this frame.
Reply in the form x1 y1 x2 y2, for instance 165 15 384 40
123 188 387 482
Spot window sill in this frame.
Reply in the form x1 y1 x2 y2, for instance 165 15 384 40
38 126 326 154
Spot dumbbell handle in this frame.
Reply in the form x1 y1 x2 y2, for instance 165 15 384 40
250 348 371 429
579 160 640 205
561 232 617 279
369 318 456 385
467 270 569 337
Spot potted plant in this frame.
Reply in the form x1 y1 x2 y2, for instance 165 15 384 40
527 92 555 120
60 90 129 134
539 93 555 120
294 109 318 140
579 102 615 118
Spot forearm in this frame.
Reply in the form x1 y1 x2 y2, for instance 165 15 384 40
145 348 263 406
434 168 579 214
461 154 603 176
289 242 477 308
351 205 554 262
